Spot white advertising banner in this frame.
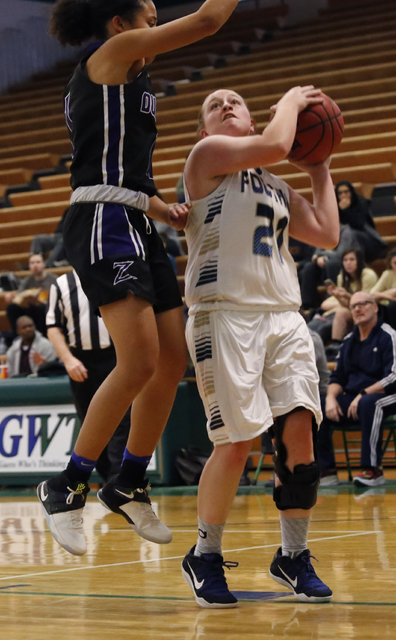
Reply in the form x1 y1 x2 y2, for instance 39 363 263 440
0 403 158 475
0 404 81 474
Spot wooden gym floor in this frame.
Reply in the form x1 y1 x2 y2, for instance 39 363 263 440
0 471 396 640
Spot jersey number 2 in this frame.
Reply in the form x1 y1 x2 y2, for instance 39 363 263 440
253 203 288 258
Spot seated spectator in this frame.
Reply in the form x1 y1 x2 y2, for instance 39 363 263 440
306 326 338 486
318 291 396 487
153 220 184 276
289 237 315 274
175 173 185 204
153 220 184 257
6 316 57 377
308 249 378 353
174 151 191 204
299 225 361 311
309 327 330 398
336 181 387 263
4 253 57 336
370 247 396 329
299 181 386 311
30 210 69 268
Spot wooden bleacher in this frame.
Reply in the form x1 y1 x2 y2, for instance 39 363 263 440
0 0 395 337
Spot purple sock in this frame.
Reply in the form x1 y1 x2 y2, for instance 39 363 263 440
122 449 152 467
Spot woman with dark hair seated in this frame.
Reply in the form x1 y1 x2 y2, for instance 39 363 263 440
300 181 386 311
336 180 387 263
308 248 378 354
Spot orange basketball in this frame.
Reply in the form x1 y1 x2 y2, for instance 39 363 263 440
287 94 344 164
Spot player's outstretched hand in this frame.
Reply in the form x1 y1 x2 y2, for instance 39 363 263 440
270 85 324 117
168 202 191 231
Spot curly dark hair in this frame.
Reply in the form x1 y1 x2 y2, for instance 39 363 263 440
340 248 365 292
49 0 147 46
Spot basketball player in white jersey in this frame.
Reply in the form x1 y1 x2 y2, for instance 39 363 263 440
181 87 339 607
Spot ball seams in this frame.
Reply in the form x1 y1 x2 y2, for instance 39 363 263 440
288 95 344 162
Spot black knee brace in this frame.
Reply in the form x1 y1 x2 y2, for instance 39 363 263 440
271 407 320 511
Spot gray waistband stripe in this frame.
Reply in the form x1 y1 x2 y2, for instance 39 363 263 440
70 185 149 212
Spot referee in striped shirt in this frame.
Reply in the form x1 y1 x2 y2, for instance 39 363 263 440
46 270 129 482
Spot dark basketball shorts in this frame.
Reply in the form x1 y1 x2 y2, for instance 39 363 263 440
63 201 182 315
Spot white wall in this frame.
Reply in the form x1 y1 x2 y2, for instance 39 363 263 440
0 0 328 94
0 0 80 94
157 0 328 26
0 0 51 26
282 0 328 26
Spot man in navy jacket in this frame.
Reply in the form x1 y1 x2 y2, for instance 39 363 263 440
324 291 396 487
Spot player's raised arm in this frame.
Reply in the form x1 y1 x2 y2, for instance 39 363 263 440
51 0 240 63
104 0 241 63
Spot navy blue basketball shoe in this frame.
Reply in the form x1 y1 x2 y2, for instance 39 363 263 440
269 547 332 602
182 546 238 608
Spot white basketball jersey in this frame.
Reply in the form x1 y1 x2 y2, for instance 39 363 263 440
184 167 302 313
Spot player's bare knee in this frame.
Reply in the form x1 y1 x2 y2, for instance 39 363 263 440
288 421 315 455
118 357 157 394
156 350 188 388
272 408 320 511
219 441 251 467
172 349 190 382
233 441 251 466
282 409 314 455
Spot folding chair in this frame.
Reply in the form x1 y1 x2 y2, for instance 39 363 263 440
331 415 396 481
253 415 396 483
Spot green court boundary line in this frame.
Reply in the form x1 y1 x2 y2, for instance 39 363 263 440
0 589 395 606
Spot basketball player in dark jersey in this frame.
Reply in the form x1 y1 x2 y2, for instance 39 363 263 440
37 0 240 557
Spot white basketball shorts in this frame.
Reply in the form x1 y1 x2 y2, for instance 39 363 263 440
186 309 322 445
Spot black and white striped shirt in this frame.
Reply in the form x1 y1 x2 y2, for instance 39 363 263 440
46 270 111 351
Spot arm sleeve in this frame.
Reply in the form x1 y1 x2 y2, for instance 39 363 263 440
361 268 378 292
46 283 64 329
17 276 30 292
310 332 330 389
38 338 57 363
341 197 371 230
5 346 16 378
371 270 392 294
329 340 348 388
379 327 396 395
